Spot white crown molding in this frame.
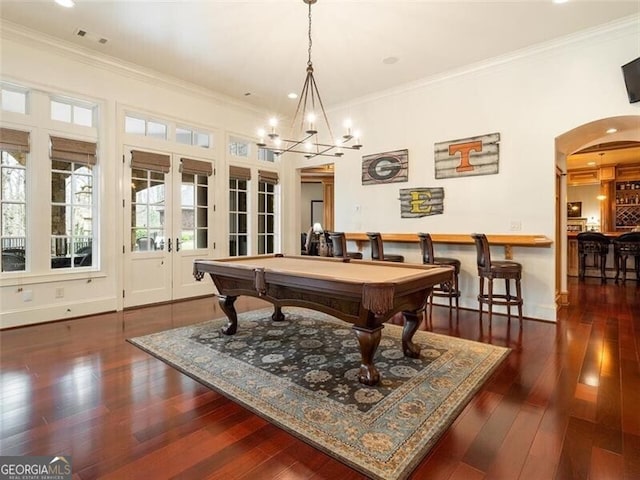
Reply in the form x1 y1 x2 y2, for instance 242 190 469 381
0 20 269 118
332 13 640 113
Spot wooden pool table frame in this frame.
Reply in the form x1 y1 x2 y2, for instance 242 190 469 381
194 254 453 386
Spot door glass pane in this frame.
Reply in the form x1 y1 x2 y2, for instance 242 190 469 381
197 207 207 228
180 231 194 251
148 205 165 228
196 229 207 249
229 190 237 211
134 205 148 226
267 193 274 213
197 186 207 206
131 168 165 253
238 213 247 233
238 235 247 255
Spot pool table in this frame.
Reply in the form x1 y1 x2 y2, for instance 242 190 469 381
194 254 453 386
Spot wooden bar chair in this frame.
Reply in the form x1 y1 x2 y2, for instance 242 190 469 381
471 233 523 325
328 232 363 259
366 232 404 262
418 232 460 321
613 232 640 285
577 232 610 284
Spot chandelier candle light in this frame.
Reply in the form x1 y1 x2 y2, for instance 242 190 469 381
257 0 362 159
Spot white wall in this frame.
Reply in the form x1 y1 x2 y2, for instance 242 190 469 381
324 16 640 321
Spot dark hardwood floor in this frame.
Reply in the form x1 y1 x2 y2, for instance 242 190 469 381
1 277 638 479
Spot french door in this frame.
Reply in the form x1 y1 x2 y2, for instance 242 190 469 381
123 146 214 308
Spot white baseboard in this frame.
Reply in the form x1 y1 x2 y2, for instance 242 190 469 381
0 297 118 329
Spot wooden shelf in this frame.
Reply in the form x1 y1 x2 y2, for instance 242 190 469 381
344 233 553 260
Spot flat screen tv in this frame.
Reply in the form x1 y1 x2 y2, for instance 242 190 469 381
621 56 640 103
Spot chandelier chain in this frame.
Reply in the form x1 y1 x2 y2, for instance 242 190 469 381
307 1 313 66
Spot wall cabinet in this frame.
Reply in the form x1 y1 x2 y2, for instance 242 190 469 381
615 179 640 230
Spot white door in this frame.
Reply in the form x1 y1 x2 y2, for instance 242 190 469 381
123 147 214 307
171 156 215 300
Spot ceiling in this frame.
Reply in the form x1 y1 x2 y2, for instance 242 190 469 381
1 0 638 118
2 1 639 172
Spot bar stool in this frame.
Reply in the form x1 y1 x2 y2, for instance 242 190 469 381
577 232 610 284
417 232 460 321
366 232 404 262
328 232 363 260
471 233 523 324
613 232 640 285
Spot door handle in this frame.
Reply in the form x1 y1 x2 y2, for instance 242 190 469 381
176 237 181 252
167 238 172 252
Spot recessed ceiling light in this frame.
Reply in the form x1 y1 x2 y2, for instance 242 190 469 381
552 0 569 4
287 92 298 99
55 0 75 7
382 56 399 65
606 128 618 134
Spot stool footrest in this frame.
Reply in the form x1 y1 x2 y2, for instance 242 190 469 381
477 293 523 307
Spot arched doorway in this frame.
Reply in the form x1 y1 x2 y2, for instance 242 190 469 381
555 115 640 305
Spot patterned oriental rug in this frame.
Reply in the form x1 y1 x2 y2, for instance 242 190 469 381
128 308 510 480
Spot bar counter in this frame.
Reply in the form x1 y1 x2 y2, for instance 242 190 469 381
345 232 553 260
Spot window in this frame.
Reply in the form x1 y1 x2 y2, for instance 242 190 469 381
229 136 250 158
176 126 211 148
257 170 278 254
125 115 167 140
1 85 28 114
179 158 212 250
229 166 250 256
1 128 29 272
50 98 95 127
50 136 97 269
258 147 276 163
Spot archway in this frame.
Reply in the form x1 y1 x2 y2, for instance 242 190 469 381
555 115 640 305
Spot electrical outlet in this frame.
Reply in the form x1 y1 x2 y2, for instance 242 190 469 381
22 290 33 302
55 287 64 298
510 220 522 231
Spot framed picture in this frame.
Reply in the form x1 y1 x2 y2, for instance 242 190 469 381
567 202 582 218
567 218 587 232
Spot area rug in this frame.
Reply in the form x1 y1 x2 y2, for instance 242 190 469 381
128 307 509 480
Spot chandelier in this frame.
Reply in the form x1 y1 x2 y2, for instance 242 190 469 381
256 0 362 160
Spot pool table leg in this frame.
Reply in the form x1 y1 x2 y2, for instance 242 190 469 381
218 295 238 335
353 326 382 386
401 310 422 358
271 306 285 322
